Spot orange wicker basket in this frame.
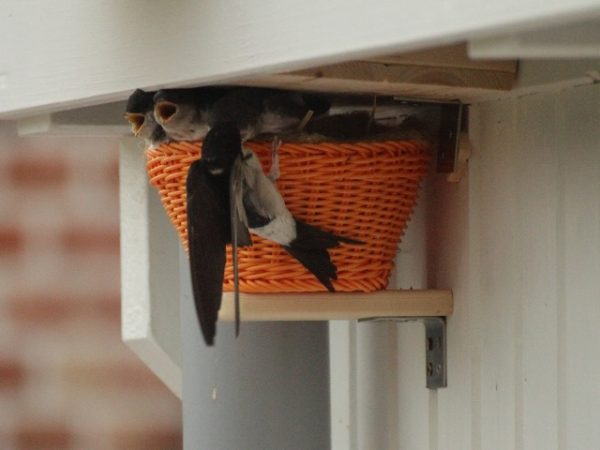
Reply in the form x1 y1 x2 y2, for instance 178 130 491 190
146 139 430 293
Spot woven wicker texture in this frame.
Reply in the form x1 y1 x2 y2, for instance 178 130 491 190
146 139 430 292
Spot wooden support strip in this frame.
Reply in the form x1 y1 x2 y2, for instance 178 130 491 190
241 44 517 101
244 69 515 103
364 43 518 73
219 289 453 321
288 60 515 90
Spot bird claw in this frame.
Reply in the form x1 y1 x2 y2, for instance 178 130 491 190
269 136 282 182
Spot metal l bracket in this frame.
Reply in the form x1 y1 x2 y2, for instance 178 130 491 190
359 316 447 389
388 97 465 175
436 102 465 174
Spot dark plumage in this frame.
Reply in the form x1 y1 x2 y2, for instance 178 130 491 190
186 122 251 346
284 220 361 291
153 87 331 141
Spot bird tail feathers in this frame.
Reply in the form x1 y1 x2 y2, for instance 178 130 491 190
284 219 363 292
283 246 337 292
292 219 363 249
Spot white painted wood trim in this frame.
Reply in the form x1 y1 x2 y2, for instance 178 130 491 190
3 0 600 118
119 137 182 398
329 321 358 450
470 59 600 104
468 18 600 59
16 102 129 137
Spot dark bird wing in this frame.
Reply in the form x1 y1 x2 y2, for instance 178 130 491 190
209 89 263 138
229 155 252 337
187 160 229 346
282 245 337 291
209 88 331 140
229 155 253 247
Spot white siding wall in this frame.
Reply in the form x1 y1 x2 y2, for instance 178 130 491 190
333 82 600 450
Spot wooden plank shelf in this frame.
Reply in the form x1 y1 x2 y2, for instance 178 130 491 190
219 289 453 321
243 44 518 102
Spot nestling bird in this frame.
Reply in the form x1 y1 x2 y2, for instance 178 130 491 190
124 89 167 148
154 87 330 142
153 87 233 141
187 122 361 345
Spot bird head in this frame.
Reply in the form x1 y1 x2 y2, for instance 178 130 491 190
154 101 178 125
153 89 191 125
125 89 155 136
202 122 242 172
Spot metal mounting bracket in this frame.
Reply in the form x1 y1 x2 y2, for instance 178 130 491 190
390 97 466 175
436 102 465 174
359 316 447 389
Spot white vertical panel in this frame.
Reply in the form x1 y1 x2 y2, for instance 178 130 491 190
474 98 523 450
357 322 400 450
428 140 481 450
330 80 600 450
329 320 358 450
120 137 182 397
514 94 561 450
393 190 432 450
394 321 430 450
427 82 600 450
470 83 600 450
558 86 600 450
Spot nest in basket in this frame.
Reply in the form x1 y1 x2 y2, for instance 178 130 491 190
147 126 430 294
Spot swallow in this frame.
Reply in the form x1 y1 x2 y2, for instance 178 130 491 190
188 122 362 344
209 88 330 140
124 89 167 148
299 110 412 140
186 122 252 345
153 87 233 142
154 87 331 142
224 122 362 291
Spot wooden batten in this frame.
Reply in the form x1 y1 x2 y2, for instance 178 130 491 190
218 289 453 321
365 43 518 72
245 43 518 102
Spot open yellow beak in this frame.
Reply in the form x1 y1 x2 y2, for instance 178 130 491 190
124 113 145 136
154 101 178 125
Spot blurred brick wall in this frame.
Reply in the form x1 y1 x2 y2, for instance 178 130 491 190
0 123 182 450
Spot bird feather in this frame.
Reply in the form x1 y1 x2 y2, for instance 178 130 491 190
186 160 228 346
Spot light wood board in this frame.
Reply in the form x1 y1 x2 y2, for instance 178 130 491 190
219 290 453 321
